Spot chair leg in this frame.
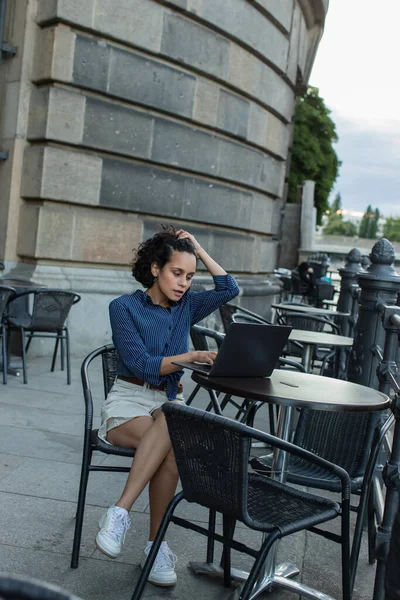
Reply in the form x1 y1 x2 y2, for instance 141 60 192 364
206 509 216 563
60 330 65 371
71 446 93 569
222 516 235 588
186 383 201 406
131 491 185 600
51 334 60 373
25 334 33 353
367 484 377 565
341 497 351 600
20 327 28 384
65 328 71 385
1 326 7 385
236 530 280 600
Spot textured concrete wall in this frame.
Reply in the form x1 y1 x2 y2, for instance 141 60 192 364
5 0 327 273
0 0 329 353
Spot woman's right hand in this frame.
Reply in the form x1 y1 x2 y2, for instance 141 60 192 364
192 350 217 364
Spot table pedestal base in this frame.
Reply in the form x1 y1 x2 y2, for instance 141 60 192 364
189 561 335 600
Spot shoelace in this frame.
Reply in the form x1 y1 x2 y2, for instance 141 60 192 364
106 511 131 543
152 544 177 572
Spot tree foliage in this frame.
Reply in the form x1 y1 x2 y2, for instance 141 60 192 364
323 193 358 237
359 205 380 239
383 218 400 242
288 86 341 223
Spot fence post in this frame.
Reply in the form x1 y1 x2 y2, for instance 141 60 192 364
348 239 400 389
337 248 364 336
372 307 400 600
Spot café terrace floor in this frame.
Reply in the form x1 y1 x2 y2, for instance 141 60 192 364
0 355 378 600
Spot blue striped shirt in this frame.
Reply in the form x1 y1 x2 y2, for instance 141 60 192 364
109 274 239 400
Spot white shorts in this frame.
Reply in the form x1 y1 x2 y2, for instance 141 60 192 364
97 378 185 445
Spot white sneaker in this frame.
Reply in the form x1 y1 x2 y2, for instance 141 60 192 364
140 541 177 586
96 505 131 558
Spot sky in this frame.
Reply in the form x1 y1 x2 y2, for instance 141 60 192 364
309 0 400 218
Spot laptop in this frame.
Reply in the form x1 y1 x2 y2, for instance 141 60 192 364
173 322 292 378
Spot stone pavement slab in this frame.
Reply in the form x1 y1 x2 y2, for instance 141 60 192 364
0 355 378 599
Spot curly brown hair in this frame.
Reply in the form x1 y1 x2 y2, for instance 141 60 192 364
132 225 196 288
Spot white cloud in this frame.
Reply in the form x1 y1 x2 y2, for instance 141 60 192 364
309 0 400 216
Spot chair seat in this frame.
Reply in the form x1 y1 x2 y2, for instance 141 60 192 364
91 429 135 457
246 473 339 535
250 456 362 494
8 316 32 328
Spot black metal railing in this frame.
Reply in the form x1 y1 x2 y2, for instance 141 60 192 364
370 304 400 600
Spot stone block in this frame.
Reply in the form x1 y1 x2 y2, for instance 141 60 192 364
18 202 74 260
36 0 95 28
182 178 255 231
109 47 196 117
2 81 20 139
83 97 153 158
21 146 101 205
248 103 289 158
32 25 76 83
18 202 142 265
207 229 259 273
286 4 301 83
94 0 163 53
152 118 219 174
193 79 219 127
228 44 293 121
249 193 279 235
71 207 142 264
253 0 294 33
259 238 279 271
193 0 289 72
217 90 249 139
73 34 110 92
100 159 185 217
28 87 85 145
218 139 282 195
161 13 230 80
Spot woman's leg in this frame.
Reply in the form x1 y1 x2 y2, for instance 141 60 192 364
107 409 174 511
148 448 179 540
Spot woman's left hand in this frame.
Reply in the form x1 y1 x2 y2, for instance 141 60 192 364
176 229 202 254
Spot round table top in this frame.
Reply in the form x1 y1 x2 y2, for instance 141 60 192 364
272 303 350 318
192 370 390 412
289 329 353 347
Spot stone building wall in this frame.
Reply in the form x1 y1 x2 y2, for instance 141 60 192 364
0 0 329 354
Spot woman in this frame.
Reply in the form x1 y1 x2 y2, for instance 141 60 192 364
96 225 239 586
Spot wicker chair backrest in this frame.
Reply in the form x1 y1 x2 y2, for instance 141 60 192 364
293 409 378 478
164 404 249 520
190 326 211 351
101 347 119 397
219 303 238 333
30 291 79 331
0 285 15 320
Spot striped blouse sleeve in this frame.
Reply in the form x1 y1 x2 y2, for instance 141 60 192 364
189 274 239 325
109 299 164 385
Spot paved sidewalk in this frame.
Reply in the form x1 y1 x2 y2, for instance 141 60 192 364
0 355 377 599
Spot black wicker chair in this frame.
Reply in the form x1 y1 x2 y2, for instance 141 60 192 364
7 289 81 384
250 408 394 588
131 403 351 600
0 285 16 384
0 574 82 600
70 344 136 568
219 303 271 334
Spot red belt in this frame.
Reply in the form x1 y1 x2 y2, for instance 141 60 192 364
118 376 183 394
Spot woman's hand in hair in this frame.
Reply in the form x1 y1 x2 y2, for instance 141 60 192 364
176 229 203 255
